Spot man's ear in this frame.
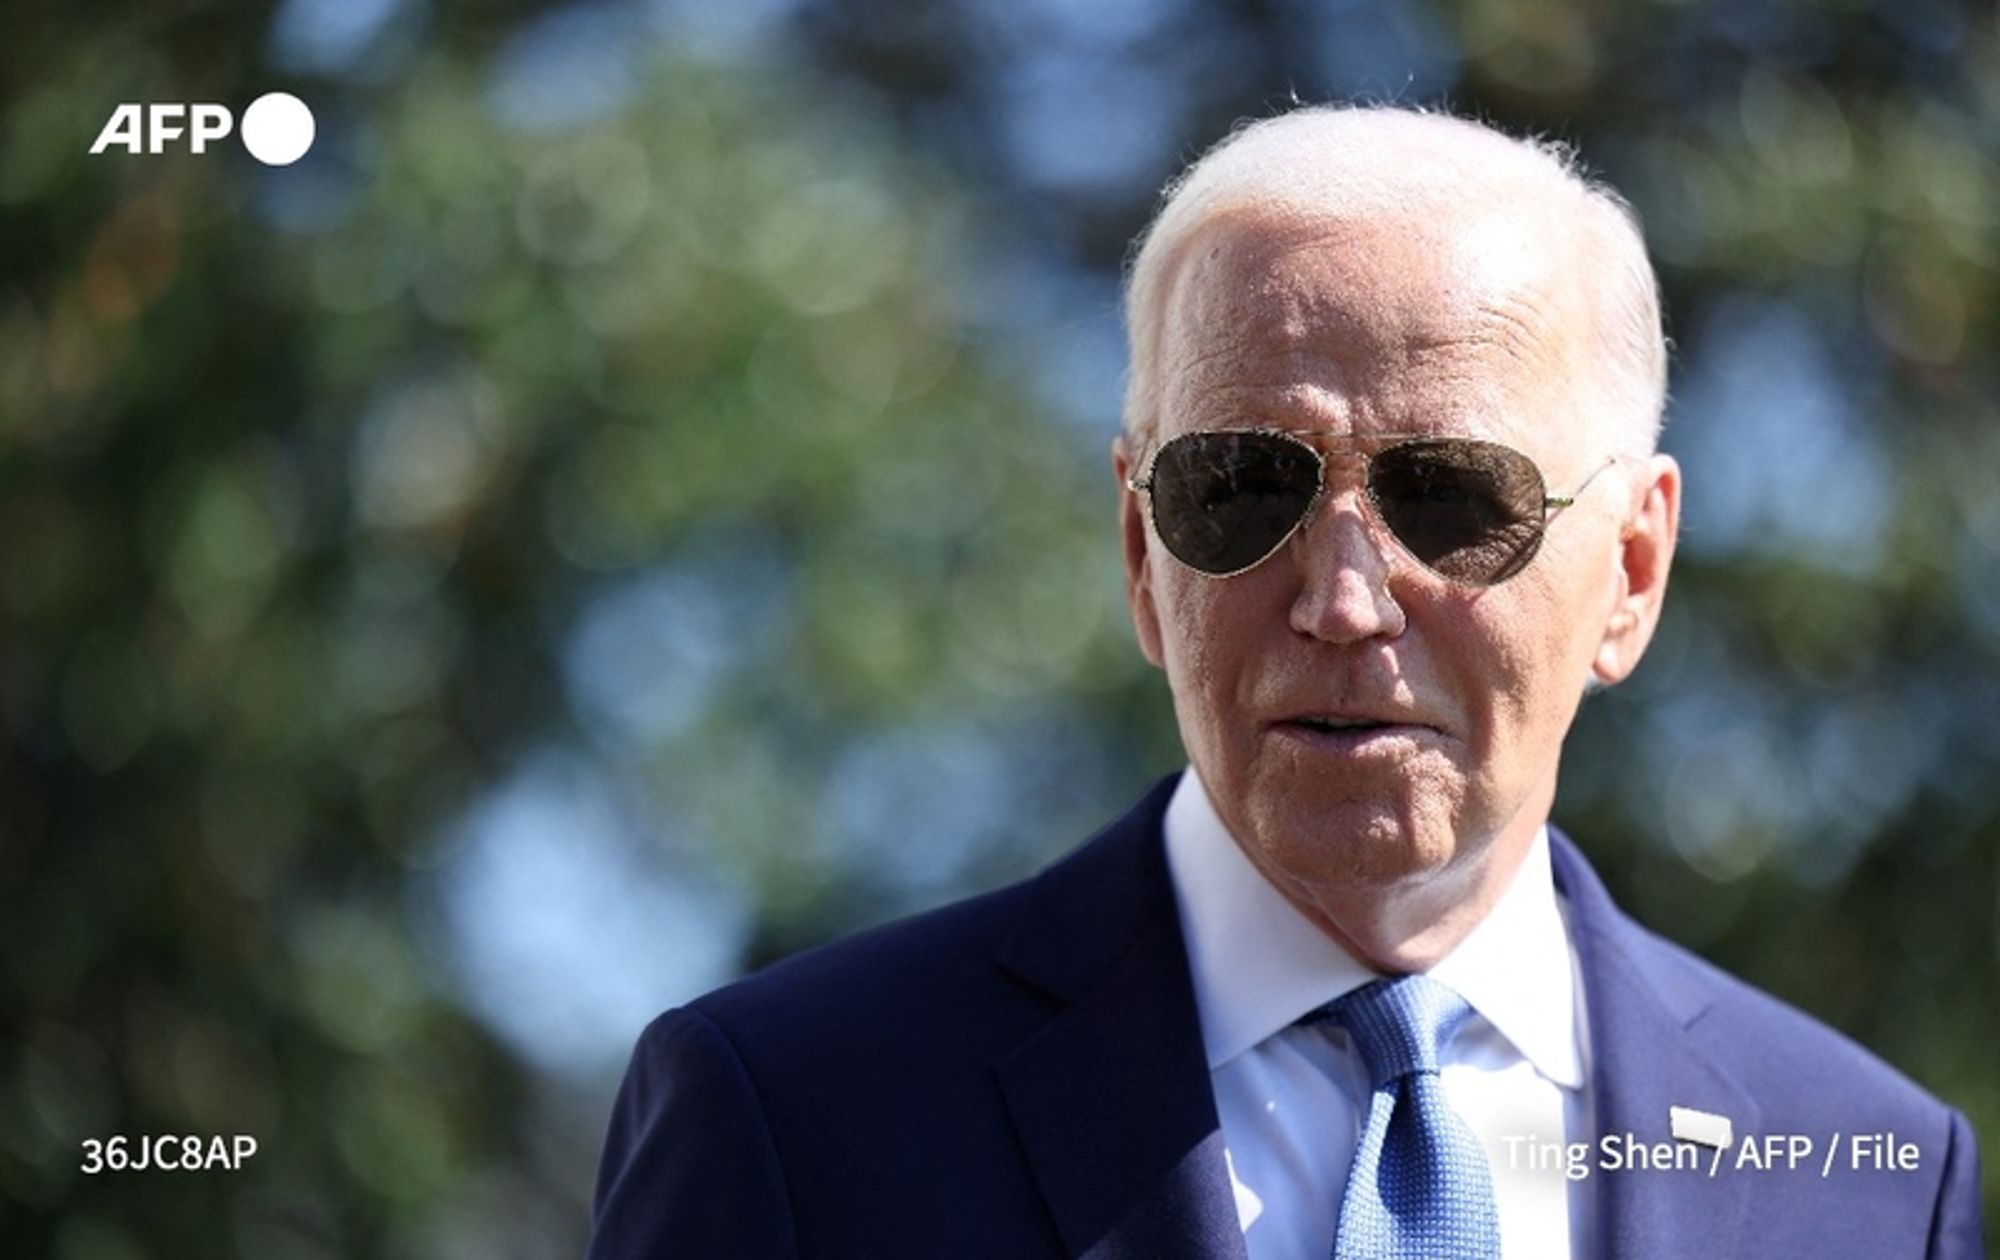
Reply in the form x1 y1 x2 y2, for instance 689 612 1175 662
1113 434 1167 669
1593 453 1681 686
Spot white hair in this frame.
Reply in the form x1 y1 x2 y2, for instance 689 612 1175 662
1120 104 1667 454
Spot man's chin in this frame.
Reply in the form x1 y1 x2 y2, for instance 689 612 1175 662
1250 805 1468 892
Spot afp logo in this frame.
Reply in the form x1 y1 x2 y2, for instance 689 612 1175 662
89 92 316 166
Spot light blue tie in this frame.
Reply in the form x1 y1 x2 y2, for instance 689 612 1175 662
1307 975 1503 1260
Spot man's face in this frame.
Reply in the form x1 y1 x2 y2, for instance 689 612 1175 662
1118 207 1670 930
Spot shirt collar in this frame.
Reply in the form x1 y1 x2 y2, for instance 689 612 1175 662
1162 768 1583 1089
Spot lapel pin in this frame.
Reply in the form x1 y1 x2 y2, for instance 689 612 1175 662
1669 1105 1734 1149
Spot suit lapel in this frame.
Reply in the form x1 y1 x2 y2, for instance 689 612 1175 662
994 776 1247 1260
1551 831 1759 1259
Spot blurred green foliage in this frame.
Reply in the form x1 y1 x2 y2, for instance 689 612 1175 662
3 0 1998 1254
3 28 1158 1259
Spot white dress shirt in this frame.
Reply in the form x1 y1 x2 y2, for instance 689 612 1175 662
1161 769 1590 1259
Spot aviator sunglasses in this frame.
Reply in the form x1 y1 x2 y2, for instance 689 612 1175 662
1127 429 1614 586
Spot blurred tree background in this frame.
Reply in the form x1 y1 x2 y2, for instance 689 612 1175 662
2 0 1995 1254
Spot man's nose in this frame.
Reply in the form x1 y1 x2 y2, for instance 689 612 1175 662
1286 487 1408 644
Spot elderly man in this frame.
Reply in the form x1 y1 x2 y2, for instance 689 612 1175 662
589 107 1984 1258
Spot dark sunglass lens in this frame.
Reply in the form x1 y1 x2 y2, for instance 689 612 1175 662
1150 432 1321 574
1370 440 1547 584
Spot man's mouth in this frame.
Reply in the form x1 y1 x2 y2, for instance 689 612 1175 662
1276 713 1441 746
1292 716 1394 735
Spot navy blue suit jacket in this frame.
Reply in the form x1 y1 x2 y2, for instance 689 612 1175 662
589 775 1985 1257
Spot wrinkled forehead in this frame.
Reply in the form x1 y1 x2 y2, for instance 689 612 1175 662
1153 203 1597 449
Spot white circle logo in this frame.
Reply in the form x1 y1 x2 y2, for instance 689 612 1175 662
240 92 315 166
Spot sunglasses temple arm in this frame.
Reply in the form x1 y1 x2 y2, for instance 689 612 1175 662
1545 455 1617 511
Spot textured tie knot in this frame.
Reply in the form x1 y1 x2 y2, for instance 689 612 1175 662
1312 974 1474 1089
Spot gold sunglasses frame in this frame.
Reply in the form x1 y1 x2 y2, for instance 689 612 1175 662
1125 428 1616 583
